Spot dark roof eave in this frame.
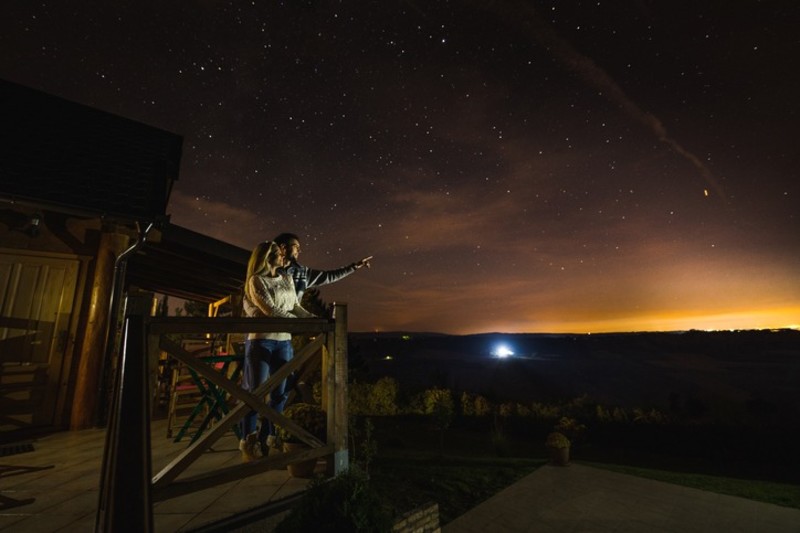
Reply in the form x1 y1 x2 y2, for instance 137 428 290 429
125 222 249 303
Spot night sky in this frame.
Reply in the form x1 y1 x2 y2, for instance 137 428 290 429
3 1 798 334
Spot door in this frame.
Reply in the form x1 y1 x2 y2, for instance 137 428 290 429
0 251 79 436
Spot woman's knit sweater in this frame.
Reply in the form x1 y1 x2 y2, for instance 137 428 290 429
243 273 313 340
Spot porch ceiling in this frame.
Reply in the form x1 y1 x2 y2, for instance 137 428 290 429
125 223 248 304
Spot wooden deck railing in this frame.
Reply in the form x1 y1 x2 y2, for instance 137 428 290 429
94 295 349 533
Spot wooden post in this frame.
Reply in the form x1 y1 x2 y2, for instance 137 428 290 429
329 303 349 475
71 228 129 430
95 295 153 532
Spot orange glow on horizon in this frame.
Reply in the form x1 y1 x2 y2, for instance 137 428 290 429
375 306 800 335
501 307 800 335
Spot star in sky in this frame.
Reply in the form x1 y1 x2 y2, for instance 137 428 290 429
2 1 798 333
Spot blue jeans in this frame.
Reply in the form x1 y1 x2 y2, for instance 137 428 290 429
240 338 293 440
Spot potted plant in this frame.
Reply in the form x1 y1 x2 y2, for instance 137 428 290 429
545 431 571 466
277 402 327 477
554 416 586 444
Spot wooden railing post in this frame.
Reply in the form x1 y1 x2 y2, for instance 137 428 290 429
330 303 349 475
95 295 153 533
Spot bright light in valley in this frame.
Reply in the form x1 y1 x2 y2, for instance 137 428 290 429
492 344 514 358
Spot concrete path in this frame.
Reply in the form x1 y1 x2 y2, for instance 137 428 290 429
444 463 800 532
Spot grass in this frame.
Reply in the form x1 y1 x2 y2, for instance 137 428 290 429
583 461 800 510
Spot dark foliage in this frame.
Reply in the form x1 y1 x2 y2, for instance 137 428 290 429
274 467 393 533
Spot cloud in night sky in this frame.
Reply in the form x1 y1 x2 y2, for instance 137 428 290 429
2 1 798 333
496 0 726 199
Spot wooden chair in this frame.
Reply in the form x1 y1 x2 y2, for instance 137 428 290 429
165 340 212 440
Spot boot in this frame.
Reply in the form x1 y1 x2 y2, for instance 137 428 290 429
239 432 259 463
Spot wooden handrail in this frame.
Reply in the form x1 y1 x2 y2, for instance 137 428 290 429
147 316 334 334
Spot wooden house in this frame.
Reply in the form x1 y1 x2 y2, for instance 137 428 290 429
0 79 249 442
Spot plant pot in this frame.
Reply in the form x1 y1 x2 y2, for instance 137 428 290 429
548 446 570 466
283 442 318 477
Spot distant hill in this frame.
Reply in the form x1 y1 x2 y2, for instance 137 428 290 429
348 329 800 421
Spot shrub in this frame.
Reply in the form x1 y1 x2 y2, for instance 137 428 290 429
529 401 561 419
554 416 587 442
461 392 475 416
632 407 670 424
350 416 378 475
423 388 454 453
498 402 516 418
545 431 571 449
474 395 492 416
277 402 327 444
274 467 393 532
612 407 629 423
423 388 454 416
458 392 493 417
515 403 531 417
370 377 400 415
349 381 372 416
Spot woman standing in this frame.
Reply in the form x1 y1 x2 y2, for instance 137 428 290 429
239 240 314 462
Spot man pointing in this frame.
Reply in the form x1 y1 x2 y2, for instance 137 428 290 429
273 232 372 299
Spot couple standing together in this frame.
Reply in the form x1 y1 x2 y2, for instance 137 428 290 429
239 232 372 462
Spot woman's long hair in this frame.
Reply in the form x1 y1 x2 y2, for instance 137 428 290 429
244 241 280 301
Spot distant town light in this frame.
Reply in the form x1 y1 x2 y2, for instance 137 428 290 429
492 344 514 358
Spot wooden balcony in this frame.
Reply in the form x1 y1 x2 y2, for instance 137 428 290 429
0 296 350 532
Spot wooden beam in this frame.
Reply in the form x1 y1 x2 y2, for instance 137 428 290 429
71 230 130 429
147 316 333 335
